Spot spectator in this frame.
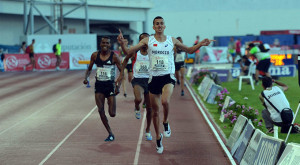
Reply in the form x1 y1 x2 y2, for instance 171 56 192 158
259 77 299 134
194 35 200 64
24 39 36 71
238 55 252 76
19 42 26 54
54 39 62 70
0 48 4 62
235 38 242 58
227 37 236 66
247 43 271 85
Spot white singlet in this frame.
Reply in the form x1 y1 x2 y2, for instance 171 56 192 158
175 51 185 63
132 51 150 78
147 35 175 77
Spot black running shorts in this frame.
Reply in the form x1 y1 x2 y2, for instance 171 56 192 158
94 81 116 97
257 59 271 73
131 78 149 94
148 74 175 95
175 62 185 71
126 64 133 72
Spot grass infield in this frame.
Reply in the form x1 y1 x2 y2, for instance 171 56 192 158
192 75 300 143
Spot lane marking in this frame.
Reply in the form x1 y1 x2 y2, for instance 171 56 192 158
0 85 83 135
186 83 236 165
39 106 97 165
0 72 79 108
134 109 147 165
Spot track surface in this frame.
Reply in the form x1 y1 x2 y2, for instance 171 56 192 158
0 71 230 165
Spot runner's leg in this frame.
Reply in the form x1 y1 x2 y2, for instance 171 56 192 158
95 93 113 135
161 84 174 123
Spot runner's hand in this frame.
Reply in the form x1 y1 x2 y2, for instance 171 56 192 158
200 39 216 46
114 85 120 95
83 79 88 85
115 74 123 86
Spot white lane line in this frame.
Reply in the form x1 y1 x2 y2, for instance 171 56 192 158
0 85 83 136
186 84 236 165
0 73 78 108
39 106 97 165
134 109 147 165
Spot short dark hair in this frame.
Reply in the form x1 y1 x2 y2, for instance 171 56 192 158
101 36 110 40
262 76 272 88
153 16 164 25
176 37 182 40
242 55 248 60
139 33 149 40
248 43 255 48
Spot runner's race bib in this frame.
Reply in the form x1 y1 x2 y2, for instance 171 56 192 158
175 52 185 62
96 67 111 81
135 61 149 74
152 55 168 71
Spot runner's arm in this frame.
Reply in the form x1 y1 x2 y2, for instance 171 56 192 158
83 52 96 84
117 29 147 55
173 37 215 54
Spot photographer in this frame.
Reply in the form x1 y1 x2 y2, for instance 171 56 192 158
259 76 299 133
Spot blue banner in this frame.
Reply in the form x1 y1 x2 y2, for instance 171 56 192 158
231 65 296 78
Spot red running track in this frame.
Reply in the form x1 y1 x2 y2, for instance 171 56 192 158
0 70 231 165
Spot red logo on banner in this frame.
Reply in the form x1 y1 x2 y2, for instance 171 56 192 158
72 54 85 67
37 55 51 68
153 44 157 47
5 56 18 69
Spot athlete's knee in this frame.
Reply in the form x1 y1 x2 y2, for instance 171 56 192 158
161 99 169 107
134 98 142 104
152 110 159 117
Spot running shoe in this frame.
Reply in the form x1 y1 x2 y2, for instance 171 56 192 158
145 131 152 141
104 134 115 142
135 109 141 119
124 93 127 97
181 90 184 96
177 80 180 85
156 133 164 154
23 66 26 71
163 122 171 138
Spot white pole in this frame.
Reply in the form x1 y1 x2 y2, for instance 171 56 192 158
285 102 300 143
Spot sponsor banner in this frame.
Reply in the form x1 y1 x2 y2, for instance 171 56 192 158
35 52 69 70
233 121 255 163
200 47 245 64
200 47 228 64
209 69 233 82
197 76 211 97
220 96 235 122
277 143 300 165
226 115 248 150
206 84 222 104
231 65 296 78
69 53 92 70
253 136 285 165
240 129 266 165
203 80 215 101
27 34 97 70
4 54 33 71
